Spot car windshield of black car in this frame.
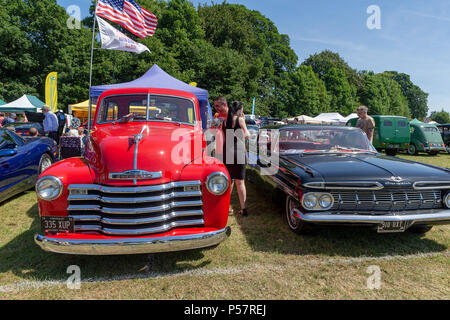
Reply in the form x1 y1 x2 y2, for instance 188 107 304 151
277 128 376 154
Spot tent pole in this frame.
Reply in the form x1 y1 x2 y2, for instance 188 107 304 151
88 0 99 135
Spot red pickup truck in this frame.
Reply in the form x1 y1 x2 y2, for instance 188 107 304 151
34 88 231 255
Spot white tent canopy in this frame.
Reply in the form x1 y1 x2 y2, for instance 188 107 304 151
0 95 39 112
343 113 358 122
284 115 322 124
314 112 346 124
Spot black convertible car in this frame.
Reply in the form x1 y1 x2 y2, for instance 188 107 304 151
250 125 450 234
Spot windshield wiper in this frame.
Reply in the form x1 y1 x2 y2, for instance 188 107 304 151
332 146 377 153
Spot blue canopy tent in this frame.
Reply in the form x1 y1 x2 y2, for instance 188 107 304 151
90 64 212 129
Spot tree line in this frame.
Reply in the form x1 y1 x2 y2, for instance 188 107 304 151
0 0 445 122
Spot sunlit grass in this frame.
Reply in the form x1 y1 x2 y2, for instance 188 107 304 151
0 154 448 299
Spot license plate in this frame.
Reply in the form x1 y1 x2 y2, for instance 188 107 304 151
41 216 74 233
389 144 399 149
377 221 408 233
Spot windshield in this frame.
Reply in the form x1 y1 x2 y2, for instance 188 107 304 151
275 127 377 154
96 94 196 125
0 129 20 150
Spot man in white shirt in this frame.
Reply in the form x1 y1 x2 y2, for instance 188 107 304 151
42 105 59 143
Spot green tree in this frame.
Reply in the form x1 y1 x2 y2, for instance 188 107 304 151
283 65 330 117
322 67 355 115
359 73 410 117
302 50 363 92
430 109 450 124
198 3 297 116
383 71 429 120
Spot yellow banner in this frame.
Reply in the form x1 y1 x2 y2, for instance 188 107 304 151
45 72 58 112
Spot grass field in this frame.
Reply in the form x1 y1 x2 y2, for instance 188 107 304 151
0 153 449 299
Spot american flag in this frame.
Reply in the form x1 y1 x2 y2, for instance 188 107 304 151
95 0 157 38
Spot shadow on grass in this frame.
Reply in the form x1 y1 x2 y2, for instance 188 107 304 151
0 202 213 282
230 168 448 258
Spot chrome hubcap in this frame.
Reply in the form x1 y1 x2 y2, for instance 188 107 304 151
41 158 52 172
287 198 300 228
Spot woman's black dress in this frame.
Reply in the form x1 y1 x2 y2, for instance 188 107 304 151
222 116 247 180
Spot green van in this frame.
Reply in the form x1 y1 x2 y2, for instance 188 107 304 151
346 115 410 156
408 119 446 156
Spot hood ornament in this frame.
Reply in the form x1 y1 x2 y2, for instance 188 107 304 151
109 126 159 184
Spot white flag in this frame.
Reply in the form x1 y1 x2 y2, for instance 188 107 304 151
96 16 150 54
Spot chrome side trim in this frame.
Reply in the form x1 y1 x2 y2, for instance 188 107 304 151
413 181 450 190
303 181 384 190
34 227 231 255
291 208 450 224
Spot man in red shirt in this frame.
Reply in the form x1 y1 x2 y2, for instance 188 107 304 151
213 96 229 129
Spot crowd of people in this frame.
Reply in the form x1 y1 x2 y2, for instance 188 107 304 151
1 105 87 158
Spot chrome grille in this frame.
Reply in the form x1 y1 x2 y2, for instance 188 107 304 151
67 181 204 236
330 189 442 213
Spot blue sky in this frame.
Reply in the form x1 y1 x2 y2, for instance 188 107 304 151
57 0 450 114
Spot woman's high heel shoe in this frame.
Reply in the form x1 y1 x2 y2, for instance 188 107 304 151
238 208 248 217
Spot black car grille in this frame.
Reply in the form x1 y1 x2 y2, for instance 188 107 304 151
330 189 442 213
67 181 204 236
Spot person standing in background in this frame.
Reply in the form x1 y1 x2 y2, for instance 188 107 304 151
42 105 59 143
356 105 375 143
222 101 250 216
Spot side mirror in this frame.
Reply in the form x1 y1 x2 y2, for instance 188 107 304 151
0 149 18 157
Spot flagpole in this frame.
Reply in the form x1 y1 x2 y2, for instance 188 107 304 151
88 0 99 134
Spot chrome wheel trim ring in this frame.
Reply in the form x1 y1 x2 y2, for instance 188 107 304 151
286 196 301 229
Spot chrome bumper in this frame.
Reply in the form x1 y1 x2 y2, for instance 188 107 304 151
292 208 450 225
34 227 231 255
423 147 446 152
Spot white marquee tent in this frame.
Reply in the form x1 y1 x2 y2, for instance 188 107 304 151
314 112 346 125
0 95 40 113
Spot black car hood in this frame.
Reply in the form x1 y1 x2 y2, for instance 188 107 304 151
283 153 450 187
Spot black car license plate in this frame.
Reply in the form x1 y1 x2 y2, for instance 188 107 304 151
377 221 408 233
41 216 74 233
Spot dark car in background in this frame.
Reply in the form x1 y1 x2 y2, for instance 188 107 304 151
0 128 58 203
437 124 450 153
409 119 446 155
250 125 450 235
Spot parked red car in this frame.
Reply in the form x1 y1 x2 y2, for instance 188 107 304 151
34 88 231 255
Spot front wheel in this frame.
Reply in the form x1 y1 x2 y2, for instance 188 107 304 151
285 196 311 234
407 144 418 155
38 153 53 174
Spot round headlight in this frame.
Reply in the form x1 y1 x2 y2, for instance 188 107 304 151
319 194 334 209
206 172 229 195
302 193 318 210
444 193 450 209
36 176 63 201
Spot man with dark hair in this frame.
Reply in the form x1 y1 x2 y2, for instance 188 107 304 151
213 96 229 127
356 105 375 143
212 97 229 157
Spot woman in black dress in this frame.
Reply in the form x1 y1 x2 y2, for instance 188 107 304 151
222 101 250 216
